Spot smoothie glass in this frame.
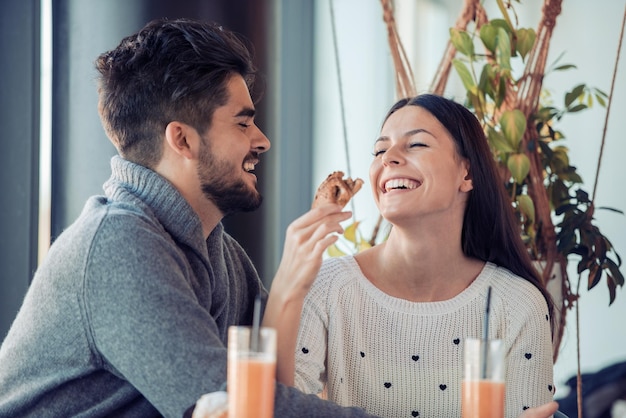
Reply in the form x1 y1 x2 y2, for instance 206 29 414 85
227 326 277 418
461 338 505 418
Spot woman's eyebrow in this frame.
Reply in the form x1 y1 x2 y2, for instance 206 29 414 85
374 128 433 145
374 136 389 145
405 128 432 138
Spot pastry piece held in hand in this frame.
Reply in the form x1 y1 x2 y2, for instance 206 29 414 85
312 171 364 209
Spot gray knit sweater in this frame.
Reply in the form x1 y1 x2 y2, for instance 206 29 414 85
0 156 376 418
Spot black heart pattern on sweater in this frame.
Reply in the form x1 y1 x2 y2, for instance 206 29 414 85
439 384 447 391
301 347 309 354
525 353 532 359
411 355 419 361
360 351 365 358
384 382 392 388
453 338 460 345
411 411 419 417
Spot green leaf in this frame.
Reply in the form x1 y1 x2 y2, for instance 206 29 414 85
326 244 346 258
450 28 475 57
495 27 512 70
568 103 587 113
452 59 476 91
479 64 496 100
507 153 531 184
558 230 576 254
500 109 527 149
607 277 617 305
565 84 586 107
479 23 498 53
577 257 591 274
343 221 360 244
490 19 512 34
487 128 515 153
496 76 507 108
516 28 536 60
553 64 577 71
597 206 625 215
357 239 372 253
595 93 606 107
605 258 625 286
593 87 609 98
516 194 535 224
551 146 570 172
588 264 603 290
467 91 485 120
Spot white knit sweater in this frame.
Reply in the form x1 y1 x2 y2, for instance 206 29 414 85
295 256 555 418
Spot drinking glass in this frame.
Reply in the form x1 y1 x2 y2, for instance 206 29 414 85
227 326 276 418
461 338 506 418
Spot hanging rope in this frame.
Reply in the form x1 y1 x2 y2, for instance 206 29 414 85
430 0 487 94
576 7 626 418
592 4 625 202
380 0 416 99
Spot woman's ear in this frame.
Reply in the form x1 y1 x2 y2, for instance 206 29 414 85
164 121 197 160
460 161 474 192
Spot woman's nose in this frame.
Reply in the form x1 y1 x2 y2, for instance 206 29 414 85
381 145 403 165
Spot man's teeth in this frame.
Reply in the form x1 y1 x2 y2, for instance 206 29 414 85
243 162 255 172
384 178 419 192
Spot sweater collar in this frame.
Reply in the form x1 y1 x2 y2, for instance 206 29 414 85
103 155 218 249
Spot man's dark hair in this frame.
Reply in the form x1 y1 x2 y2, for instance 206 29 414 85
95 18 256 167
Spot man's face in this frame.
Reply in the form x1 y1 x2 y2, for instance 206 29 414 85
197 75 270 216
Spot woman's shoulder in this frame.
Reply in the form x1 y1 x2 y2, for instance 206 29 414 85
316 255 362 285
306 256 363 302
486 263 551 312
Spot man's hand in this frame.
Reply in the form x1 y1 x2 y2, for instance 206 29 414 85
519 401 560 418
190 391 228 418
272 204 352 300
264 203 352 385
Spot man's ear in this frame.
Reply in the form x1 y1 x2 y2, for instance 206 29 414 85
164 121 197 159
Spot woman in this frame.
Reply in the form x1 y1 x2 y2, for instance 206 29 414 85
290 94 557 418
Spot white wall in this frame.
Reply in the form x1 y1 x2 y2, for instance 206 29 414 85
313 0 626 400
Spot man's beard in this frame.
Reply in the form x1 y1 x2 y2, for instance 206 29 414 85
198 141 263 216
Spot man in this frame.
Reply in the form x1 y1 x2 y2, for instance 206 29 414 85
0 18 374 417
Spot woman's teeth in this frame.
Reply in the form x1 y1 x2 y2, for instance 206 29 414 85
384 178 419 192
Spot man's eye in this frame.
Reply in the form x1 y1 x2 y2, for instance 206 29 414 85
239 123 250 128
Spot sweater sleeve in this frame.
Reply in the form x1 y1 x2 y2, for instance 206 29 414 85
293 269 331 395
500 277 555 417
84 212 229 418
274 383 380 417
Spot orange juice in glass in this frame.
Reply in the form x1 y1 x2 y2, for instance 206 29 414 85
227 326 276 418
462 338 505 418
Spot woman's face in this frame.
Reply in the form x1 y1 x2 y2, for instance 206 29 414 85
370 105 473 225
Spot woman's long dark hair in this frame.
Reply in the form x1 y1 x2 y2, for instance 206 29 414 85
385 94 555 334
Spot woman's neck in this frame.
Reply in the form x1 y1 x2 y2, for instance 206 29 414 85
355 228 484 302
